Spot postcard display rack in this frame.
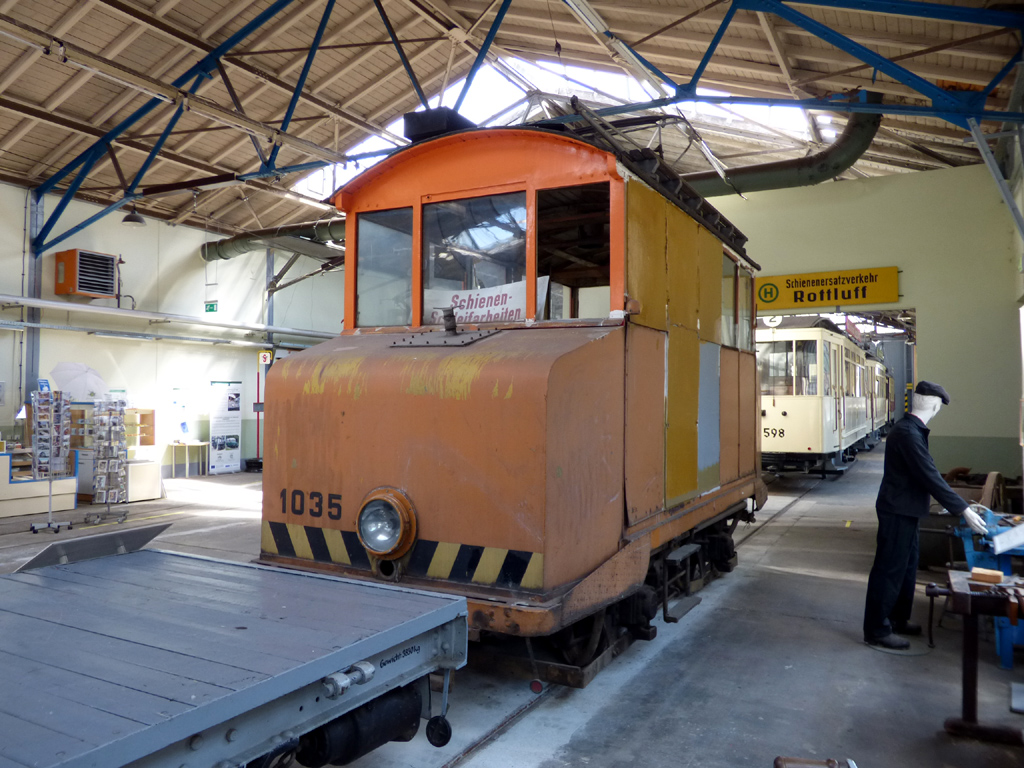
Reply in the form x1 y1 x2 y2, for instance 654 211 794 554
29 389 74 533
90 397 128 520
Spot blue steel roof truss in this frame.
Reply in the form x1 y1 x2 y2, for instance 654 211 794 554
30 0 1024 252
547 0 1024 130
31 0 308 255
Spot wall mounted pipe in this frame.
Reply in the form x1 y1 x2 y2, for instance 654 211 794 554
0 318 311 349
682 93 883 197
0 293 336 340
201 218 345 261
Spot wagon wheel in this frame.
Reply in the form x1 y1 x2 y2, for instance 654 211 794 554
553 608 608 667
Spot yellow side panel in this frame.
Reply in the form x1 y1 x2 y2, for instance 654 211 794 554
666 324 699 506
666 205 699 332
625 181 667 331
697 227 722 344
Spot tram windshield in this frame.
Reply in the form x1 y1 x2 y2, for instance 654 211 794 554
422 192 528 326
356 207 413 327
757 339 818 396
757 341 793 396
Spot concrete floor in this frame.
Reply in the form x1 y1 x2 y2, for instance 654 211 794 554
1 449 1022 767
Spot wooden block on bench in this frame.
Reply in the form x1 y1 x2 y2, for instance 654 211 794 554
970 567 1005 584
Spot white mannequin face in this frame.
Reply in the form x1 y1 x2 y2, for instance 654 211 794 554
911 393 942 425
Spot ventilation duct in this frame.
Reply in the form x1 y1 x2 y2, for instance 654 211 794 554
682 93 883 198
201 219 346 262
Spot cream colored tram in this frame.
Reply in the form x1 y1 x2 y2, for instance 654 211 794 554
756 317 871 474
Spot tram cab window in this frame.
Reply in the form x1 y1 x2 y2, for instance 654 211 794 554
356 207 413 327
757 340 793 396
795 340 817 396
422 192 527 325
722 256 736 347
536 183 610 320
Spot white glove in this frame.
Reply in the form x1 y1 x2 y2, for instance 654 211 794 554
962 507 988 536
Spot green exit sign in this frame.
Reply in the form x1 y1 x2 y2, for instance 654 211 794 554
205 301 218 313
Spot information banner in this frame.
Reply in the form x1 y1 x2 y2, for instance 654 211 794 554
755 266 899 312
209 381 242 474
424 277 549 325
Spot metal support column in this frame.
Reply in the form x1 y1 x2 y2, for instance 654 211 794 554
266 247 275 345
25 197 43 395
968 117 1024 244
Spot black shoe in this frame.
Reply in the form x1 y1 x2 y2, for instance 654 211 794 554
893 621 922 636
865 633 910 650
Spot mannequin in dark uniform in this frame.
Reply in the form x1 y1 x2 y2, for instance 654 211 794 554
863 380 988 649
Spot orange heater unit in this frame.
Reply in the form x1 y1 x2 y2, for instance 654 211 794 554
55 249 118 298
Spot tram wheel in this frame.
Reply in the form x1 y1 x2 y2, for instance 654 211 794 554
553 608 608 667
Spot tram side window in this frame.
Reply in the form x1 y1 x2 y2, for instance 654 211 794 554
737 268 753 350
757 341 793 396
422 192 527 325
795 340 817 396
356 208 413 327
722 255 736 347
822 341 832 396
844 356 855 397
536 183 610 319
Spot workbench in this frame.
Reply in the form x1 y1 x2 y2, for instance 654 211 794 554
927 570 1024 746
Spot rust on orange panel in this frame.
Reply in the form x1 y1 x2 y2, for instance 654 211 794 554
263 325 626 587
545 329 625 588
466 536 651 635
630 477 755 550
719 347 740 485
561 536 651 626
740 351 757 477
625 324 666 527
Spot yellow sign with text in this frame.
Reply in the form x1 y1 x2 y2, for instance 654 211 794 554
755 266 899 312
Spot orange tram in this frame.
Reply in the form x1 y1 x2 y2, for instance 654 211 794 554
262 119 767 680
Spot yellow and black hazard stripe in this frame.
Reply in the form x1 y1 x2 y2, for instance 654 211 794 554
262 521 543 589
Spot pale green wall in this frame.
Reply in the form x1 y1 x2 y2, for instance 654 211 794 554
0 182 345 470
714 164 1021 477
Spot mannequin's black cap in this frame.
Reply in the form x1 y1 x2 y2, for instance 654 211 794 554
915 380 950 405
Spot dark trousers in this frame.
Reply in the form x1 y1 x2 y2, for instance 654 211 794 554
863 511 920 640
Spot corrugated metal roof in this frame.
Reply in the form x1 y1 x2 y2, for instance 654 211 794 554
0 0 1013 239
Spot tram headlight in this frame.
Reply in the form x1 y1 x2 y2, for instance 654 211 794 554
357 488 417 559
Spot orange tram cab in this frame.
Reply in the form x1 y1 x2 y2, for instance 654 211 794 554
262 126 767 647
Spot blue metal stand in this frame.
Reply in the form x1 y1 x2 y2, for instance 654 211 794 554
956 508 1024 669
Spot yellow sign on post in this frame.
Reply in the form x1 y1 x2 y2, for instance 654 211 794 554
755 266 899 312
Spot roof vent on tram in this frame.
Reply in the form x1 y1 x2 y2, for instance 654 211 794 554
403 107 476 143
